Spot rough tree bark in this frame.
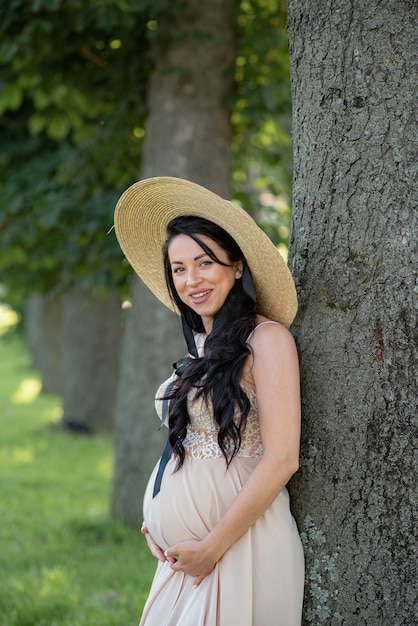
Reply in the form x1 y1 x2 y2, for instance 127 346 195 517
287 1 417 624
111 0 237 524
61 287 122 433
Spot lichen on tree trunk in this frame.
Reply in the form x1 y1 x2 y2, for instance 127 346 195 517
287 1 417 624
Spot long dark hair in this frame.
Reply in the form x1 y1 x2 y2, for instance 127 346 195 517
162 216 257 468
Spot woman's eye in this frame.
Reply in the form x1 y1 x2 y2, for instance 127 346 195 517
200 260 212 267
173 267 184 274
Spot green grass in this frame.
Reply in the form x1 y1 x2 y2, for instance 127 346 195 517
0 308 155 625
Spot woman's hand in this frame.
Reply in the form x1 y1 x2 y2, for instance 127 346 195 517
165 539 219 587
141 523 174 563
141 524 216 586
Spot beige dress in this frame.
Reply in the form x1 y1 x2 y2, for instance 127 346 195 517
140 332 304 626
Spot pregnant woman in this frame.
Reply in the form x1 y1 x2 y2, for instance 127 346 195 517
114 177 304 626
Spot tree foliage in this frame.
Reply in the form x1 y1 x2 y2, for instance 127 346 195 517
0 0 158 300
233 0 292 247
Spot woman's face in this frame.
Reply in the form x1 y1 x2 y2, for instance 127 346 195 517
168 234 242 333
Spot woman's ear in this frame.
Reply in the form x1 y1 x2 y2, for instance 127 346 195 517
235 260 243 279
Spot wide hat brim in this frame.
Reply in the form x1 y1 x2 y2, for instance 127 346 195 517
114 177 297 327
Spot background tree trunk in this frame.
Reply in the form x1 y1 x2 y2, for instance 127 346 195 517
61 287 122 433
287 1 417 624
25 293 63 395
112 0 237 524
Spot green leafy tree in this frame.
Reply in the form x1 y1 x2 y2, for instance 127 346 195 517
0 0 156 304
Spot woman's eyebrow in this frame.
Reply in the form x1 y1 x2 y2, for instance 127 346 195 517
194 252 208 261
171 252 208 265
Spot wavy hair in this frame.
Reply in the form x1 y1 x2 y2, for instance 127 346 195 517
162 216 257 469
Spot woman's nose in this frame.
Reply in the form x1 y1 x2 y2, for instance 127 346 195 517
186 268 202 286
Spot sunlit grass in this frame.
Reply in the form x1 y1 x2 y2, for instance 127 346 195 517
11 377 42 403
0 327 155 625
0 302 20 335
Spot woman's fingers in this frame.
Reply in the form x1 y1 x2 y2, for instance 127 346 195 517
141 523 166 562
164 548 178 564
146 535 166 561
168 558 206 586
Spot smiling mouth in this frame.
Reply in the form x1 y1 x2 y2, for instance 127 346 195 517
191 290 210 300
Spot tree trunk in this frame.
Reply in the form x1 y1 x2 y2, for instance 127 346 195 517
112 0 237 524
25 294 44 371
25 293 63 395
287 1 417 624
61 287 122 433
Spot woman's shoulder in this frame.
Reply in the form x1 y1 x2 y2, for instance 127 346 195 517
248 315 294 339
247 316 297 354
241 316 298 391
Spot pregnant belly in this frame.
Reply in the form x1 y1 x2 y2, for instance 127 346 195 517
143 455 258 550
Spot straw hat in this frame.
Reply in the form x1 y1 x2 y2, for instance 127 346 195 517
114 177 297 327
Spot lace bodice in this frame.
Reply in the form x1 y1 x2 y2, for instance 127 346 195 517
155 376 264 460
188 386 264 459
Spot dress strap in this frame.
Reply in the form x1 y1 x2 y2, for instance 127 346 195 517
246 321 280 343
